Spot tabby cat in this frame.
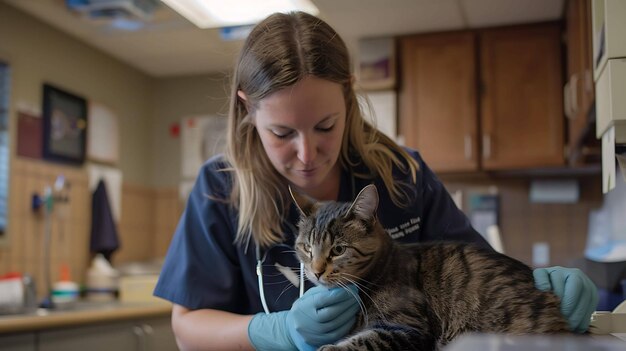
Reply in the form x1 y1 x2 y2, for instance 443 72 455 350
291 184 569 351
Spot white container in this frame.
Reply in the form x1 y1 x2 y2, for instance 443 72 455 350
595 58 626 139
592 0 626 81
85 254 119 302
116 259 166 304
118 274 167 304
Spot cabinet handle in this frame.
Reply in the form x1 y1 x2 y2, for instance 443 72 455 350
142 324 153 335
133 326 144 337
133 325 148 351
464 134 472 160
564 73 581 120
570 73 579 117
482 134 491 160
563 79 572 118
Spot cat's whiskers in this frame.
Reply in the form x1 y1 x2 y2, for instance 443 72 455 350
260 263 296 269
336 274 373 295
264 278 294 285
275 282 295 303
341 276 391 326
258 270 288 277
339 272 380 290
336 280 369 326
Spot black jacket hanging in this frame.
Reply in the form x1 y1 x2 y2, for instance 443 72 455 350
89 179 120 261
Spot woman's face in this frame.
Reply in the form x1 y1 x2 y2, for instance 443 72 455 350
249 76 346 200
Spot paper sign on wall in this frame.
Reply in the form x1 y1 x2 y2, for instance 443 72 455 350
180 115 227 179
360 91 397 141
88 102 119 164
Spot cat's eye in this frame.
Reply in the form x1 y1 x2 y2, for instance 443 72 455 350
331 245 346 256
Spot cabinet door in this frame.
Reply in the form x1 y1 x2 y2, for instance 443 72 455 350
141 317 178 351
39 322 136 351
0 333 36 351
480 24 565 169
400 32 479 172
566 0 595 158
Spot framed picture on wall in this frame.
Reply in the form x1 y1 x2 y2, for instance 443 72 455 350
42 84 88 165
357 37 396 90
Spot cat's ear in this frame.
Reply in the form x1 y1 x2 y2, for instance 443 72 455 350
289 185 315 217
347 184 379 220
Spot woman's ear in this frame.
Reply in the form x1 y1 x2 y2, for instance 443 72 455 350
237 90 255 124
237 90 247 102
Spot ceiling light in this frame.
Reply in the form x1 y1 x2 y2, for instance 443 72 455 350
160 0 319 29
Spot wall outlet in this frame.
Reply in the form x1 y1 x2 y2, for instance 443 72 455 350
532 242 550 267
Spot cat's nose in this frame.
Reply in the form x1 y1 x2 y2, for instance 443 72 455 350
314 272 322 279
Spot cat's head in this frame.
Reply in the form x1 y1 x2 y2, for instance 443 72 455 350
291 184 382 287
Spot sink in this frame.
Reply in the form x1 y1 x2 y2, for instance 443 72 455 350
0 300 122 317
39 300 122 314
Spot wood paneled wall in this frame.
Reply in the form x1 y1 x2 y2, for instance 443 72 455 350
153 188 182 258
0 158 182 298
443 175 603 267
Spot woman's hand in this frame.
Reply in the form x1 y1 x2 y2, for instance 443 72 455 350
248 285 360 351
533 266 599 333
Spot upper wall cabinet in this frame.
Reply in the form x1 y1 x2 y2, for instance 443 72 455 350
565 0 596 163
399 23 564 173
480 24 564 170
399 32 478 172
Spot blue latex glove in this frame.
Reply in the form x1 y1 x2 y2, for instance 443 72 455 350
248 285 360 351
533 266 599 333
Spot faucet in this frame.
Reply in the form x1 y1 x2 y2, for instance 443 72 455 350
32 175 71 309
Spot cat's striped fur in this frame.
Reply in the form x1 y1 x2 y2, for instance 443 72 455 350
291 184 569 351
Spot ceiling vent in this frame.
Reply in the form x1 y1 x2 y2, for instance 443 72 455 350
66 0 160 20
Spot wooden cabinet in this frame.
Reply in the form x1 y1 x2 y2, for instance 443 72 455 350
399 32 479 172
39 322 137 351
480 24 564 169
37 317 177 351
0 333 36 351
145 317 179 351
565 0 596 163
399 23 564 172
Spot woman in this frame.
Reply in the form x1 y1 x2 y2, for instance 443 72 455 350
154 11 598 351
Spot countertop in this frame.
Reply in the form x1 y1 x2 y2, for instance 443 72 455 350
444 333 626 350
0 301 171 334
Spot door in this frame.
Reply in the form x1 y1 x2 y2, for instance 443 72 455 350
480 24 565 169
399 32 479 172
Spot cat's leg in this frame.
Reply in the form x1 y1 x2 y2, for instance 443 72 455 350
317 324 435 351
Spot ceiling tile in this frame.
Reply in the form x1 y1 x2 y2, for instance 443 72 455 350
460 0 564 28
5 0 565 76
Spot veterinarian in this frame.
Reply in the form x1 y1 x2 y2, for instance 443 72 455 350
154 11 599 351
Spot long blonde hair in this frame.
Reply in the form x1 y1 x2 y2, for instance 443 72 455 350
226 12 418 249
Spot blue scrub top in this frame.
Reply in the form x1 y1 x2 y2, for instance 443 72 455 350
153 148 490 314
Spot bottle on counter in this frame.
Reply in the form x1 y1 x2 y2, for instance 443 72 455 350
85 253 119 302
51 264 80 309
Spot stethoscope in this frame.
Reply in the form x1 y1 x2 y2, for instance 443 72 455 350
256 169 357 314
256 245 305 314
